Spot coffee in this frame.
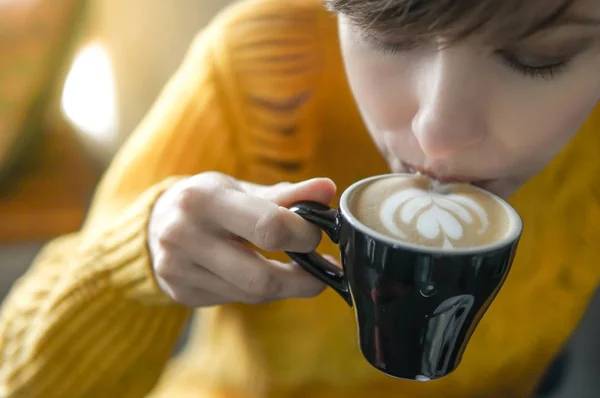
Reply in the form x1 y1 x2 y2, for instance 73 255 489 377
349 174 512 250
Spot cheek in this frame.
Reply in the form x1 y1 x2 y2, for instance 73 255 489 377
495 72 600 171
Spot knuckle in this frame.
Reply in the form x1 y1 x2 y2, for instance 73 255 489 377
171 172 234 213
172 186 198 213
169 289 190 306
252 208 291 251
153 250 178 280
243 270 281 301
156 219 186 247
272 181 293 191
190 172 233 208
199 171 227 182
199 172 233 192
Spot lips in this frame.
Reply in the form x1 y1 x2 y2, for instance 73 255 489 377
401 161 491 186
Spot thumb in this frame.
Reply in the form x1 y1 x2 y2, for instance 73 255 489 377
243 178 337 208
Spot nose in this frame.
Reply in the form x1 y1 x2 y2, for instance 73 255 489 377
411 47 487 159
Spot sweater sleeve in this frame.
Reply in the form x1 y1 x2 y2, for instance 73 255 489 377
0 20 238 398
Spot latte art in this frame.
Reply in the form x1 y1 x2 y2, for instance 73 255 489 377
380 188 489 249
349 175 511 250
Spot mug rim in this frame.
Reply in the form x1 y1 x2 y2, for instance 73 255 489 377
339 173 523 255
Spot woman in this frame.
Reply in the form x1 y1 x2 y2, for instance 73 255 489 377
1 0 599 396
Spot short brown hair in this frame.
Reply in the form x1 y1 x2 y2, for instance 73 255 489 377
326 0 575 45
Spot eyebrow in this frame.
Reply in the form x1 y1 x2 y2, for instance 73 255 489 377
521 10 600 39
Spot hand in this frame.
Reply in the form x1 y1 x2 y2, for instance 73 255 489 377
148 172 337 307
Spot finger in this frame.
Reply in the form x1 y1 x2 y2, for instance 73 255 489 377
176 176 335 252
239 177 337 207
186 236 325 300
165 285 233 308
158 257 271 305
156 211 325 300
152 249 238 308
208 188 323 252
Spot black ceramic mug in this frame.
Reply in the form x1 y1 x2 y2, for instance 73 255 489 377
286 174 522 381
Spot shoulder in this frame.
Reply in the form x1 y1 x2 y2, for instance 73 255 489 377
215 0 331 37
201 0 341 184
185 0 336 76
209 0 336 99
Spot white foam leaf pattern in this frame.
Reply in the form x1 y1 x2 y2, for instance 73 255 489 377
379 188 426 238
379 186 490 248
445 195 489 233
417 208 440 239
433 197 473 224
434 207 463 239
401 196 432 224
442 237 453 250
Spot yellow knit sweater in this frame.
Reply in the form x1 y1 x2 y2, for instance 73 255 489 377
2 1 600 397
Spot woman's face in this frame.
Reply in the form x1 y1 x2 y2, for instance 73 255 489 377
338 1 600 198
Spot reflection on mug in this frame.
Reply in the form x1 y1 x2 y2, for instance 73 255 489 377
421 294 475 378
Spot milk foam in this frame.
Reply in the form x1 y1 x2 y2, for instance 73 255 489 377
348 175 512 250
379 185 490 249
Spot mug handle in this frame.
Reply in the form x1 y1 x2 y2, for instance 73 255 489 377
285 201 352 306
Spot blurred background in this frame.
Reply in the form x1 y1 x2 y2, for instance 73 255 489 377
0 0 235 302
0 2 598 397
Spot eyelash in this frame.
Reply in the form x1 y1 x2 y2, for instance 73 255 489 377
495 50 569 80
366 36 572 81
